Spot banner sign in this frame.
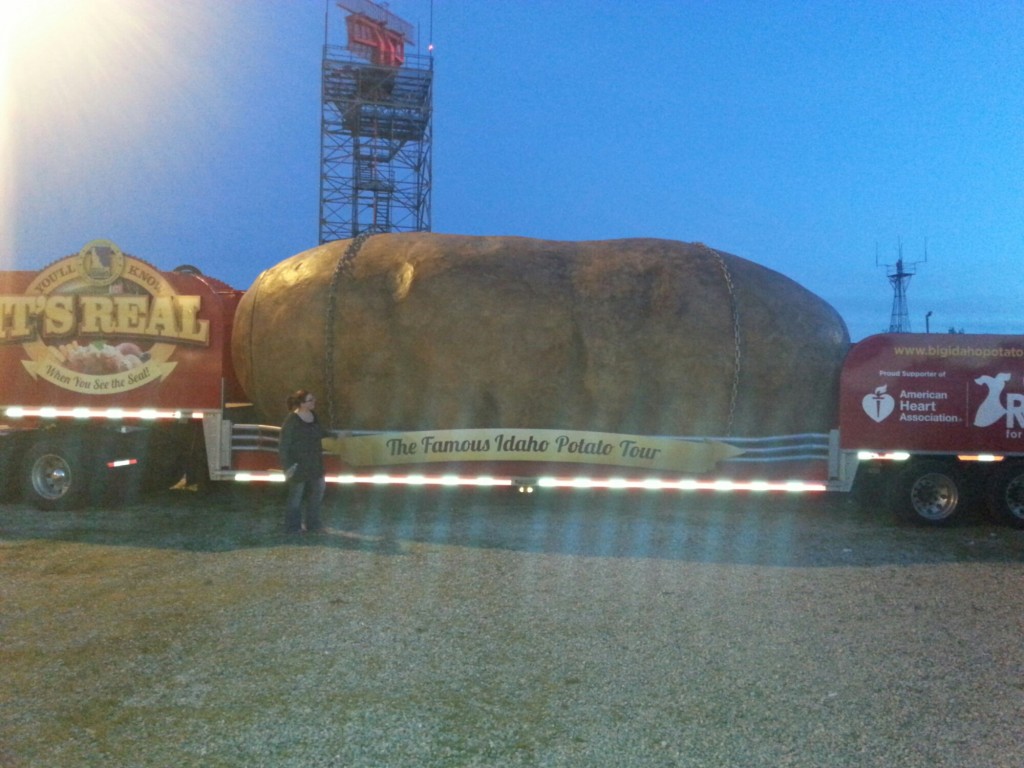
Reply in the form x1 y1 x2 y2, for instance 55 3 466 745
1 240 211 397
325 428 746 474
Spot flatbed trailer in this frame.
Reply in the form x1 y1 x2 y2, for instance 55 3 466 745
200 332 1024 526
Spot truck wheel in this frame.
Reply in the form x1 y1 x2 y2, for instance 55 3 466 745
22 438 89 511
891 460 966 526
987 462 1024 528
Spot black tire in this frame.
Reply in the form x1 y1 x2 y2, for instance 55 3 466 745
986 462 1024 528
22 438 91 511
890 460 967 526
0 435 25 501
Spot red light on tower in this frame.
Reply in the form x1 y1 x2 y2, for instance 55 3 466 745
339 0 414 67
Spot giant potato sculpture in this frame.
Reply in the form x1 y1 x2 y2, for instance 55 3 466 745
232 233 849 437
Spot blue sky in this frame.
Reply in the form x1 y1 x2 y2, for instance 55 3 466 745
3 0 1022 341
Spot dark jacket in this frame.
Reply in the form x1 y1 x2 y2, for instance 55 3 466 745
279 412 327 482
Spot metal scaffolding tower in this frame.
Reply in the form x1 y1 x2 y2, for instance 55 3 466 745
320 0 433 243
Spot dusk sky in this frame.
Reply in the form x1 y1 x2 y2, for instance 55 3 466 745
3 0 1022 341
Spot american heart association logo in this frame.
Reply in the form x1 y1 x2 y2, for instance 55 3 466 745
862 385 895 422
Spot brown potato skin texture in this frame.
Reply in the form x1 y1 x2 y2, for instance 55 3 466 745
233 234 849 437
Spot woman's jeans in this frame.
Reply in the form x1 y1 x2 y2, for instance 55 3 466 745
284 476 326 532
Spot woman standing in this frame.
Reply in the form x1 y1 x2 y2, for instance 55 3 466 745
279 389 327 534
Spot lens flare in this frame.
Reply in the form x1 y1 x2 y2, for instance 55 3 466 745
1 0 237 265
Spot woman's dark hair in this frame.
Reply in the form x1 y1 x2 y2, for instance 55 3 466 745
286 389 312 411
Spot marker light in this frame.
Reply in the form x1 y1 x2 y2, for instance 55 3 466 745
857 451 911 461
106 458 139 468
235 472 288 483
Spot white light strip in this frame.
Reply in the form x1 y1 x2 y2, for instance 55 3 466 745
229 472 826 492
232 472 513 487
228 468 827 493
329 474 512 487
536 477 826 492
5 406 199 420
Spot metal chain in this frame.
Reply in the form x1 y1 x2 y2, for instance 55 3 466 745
324 232 372 429
699 244 741 436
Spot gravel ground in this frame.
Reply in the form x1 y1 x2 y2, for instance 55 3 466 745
1 486 1022 767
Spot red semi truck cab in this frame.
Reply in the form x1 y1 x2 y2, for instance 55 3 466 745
0 240 245 507
837 333 1024 525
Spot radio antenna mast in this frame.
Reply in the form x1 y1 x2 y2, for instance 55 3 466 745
877 239 927 333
